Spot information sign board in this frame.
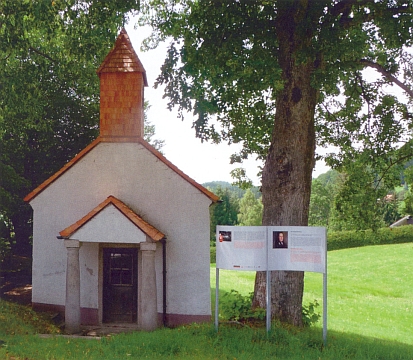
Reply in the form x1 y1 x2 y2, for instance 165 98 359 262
215 225 327 344
216 226 326 273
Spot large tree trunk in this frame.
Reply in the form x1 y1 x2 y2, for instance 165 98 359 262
252 2 318 327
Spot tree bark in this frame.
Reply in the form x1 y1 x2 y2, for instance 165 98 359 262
252 2 318 327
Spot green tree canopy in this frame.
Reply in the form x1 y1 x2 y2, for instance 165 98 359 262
209 186 239 242
139 0 413 326
329 158 402 231
308 178 337 228
0 1 141 255
237 189 263 226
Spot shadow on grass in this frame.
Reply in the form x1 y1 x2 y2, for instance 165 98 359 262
319 329 413 360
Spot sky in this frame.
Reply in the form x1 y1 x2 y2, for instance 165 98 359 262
124 23 331 186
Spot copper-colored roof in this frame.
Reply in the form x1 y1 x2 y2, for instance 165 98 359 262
97 28 148 86
59 195 165 241
23 136 219 203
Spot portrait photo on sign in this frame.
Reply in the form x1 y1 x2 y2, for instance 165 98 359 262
273 231 288 249
218 231 232 242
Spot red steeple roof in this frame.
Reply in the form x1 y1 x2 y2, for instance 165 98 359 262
97 28 148 85
97 28 147 138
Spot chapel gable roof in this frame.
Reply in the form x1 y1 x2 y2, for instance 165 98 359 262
60 195 165 241
23 136 219 203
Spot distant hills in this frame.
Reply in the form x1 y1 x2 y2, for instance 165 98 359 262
203 170 336 199
202 181 261 199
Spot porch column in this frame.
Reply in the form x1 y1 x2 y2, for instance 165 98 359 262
64 239 81 334
140 242 158 331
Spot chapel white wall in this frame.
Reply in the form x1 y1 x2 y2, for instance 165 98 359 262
30 142 212 316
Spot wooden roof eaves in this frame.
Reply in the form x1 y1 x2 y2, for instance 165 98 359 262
108 196 165 241
59 195 166 241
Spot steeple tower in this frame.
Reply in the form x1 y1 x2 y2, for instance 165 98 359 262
96 28 148 138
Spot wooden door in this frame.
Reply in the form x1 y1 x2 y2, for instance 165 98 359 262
103 248 137 323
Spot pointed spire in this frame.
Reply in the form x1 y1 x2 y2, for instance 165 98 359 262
97 28 148 85
97 29 147 138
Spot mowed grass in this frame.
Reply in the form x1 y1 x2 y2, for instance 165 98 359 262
0 243 412 359
306 243 413 345
3 322 413 360
212 243 413 346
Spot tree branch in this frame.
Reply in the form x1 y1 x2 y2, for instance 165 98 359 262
329 0 374 29
385 4 413 16
330 0 372 17
328 0 412 30
373 150 413 191
28 47 57 63
359 59 413 99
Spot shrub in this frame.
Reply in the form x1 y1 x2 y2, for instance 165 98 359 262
210 246 216 264
327 225 413 251
219 290 265 322
220 290 321 327
302 300 321 327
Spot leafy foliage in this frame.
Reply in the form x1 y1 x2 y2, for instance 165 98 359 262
237 189 263 226
302 300 321 328
140 0 413 174
209 186 239 242
330 161 402 231
219 290 265 322
140 1 413 324
377 192 402 226
310 169 402 231
308 176 339 227
140 1 277 164
0 1 143 255
0 216 11 262
398 165 413 215
327 225 413 251
207 183 262 242
220 290 320 327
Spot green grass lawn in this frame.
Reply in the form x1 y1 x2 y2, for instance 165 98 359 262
307 243 413 345
1 243 412 359
212 243 413 346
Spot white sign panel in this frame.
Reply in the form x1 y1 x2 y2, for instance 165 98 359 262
267 226 326 273
216 226 326 273
216 226 267 270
